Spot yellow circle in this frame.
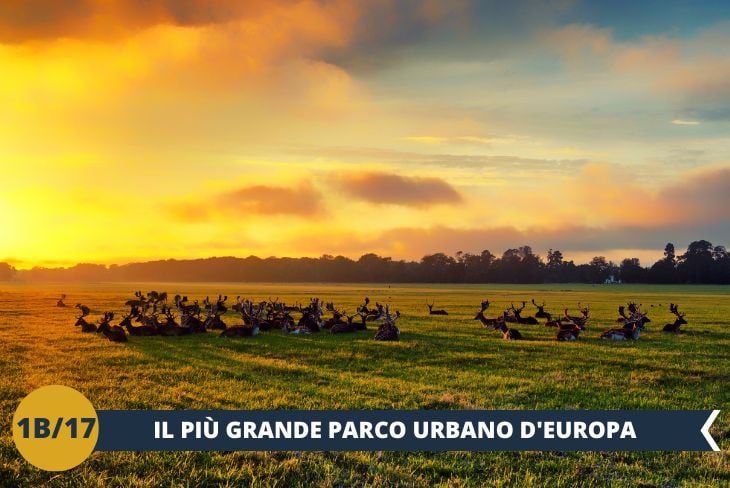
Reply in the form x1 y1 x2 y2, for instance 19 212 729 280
12 385 99 471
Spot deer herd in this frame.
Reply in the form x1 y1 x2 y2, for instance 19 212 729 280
70 292 400 343
471 299 688 341
66 291 689 344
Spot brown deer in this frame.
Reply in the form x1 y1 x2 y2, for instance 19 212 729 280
96 312 127 342
220 324 259 337
73 303 97 332
119 312 157 336
358 297 382 321
509 302 539 325
74 316 97 333
323 308 347 330
601 321 642 341
556 323 584 341
531 299 551 320
493 311 523 340
374 306 400 341
663 303 687 332
331 313 358 334
564 305 589 329
427 301 448 315
56 294 67 307
473 301 501 328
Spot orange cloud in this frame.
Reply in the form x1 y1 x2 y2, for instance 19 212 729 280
167 183 324 221
0 1 302 43
332 171 463 207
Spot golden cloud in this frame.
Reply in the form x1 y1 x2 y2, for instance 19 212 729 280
332 171 463 207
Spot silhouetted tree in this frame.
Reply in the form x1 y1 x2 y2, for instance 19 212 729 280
678 240 714 283
0 262 15 281
586 256 613 283
620 258 645 283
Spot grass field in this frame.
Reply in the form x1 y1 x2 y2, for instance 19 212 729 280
0 282 728 487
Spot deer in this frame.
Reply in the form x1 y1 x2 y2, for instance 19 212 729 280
220 323 259 337
174 295 200 316
374 306 400 341
620 302 651 328
125 291 147 309
601 321 642 340
74 312 97 333
663 303 687 332
73 303 97 332
330 312 359 334
555 322 584 341
202 298 227 331
155 307 193 336
119 311 158 336
427 301 448 315
492 311 523 340
473 300 502 328
96 312 127 342
564 305 589 329
531 299 551 320
555 306 588 341
323 308 348 330
509 302 539 325
56 294 67 307
292 298 324 333
222 300 266 337
353 308 369 330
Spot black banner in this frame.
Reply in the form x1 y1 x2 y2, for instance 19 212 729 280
95 410 721 452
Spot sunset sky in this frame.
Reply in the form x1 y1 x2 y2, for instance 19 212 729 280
1 1 730 269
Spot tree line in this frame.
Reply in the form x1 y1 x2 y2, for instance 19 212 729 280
1 240 729 284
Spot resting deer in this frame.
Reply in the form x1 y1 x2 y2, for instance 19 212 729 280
223 300 265 337
374 306 400 341
323 308 347 330
531 299 551 320
509 302 539 325
663 303 687 332
125 291 147 309
492 311 523 340
427 302 448 315
73 303 96 332
556 322 584 341
473 301 501 328
358 297 381 321
564 305 589 329
57 294 67 307
119 312 157 336
601 321 642 340
96 312 127 342
331 313 359 334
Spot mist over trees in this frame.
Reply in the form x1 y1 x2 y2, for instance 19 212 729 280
2 240 729 284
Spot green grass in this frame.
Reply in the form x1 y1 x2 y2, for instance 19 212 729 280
1 282 728 487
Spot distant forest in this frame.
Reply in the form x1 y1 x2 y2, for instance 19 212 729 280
1 240 729 284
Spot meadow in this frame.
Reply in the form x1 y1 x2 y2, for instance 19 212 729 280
0 282 727 487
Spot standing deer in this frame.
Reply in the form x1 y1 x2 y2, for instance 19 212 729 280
663 303 687 332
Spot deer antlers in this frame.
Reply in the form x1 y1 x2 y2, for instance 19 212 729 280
669 303 685 318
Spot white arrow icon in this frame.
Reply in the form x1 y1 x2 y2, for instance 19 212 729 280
701 410 720 452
